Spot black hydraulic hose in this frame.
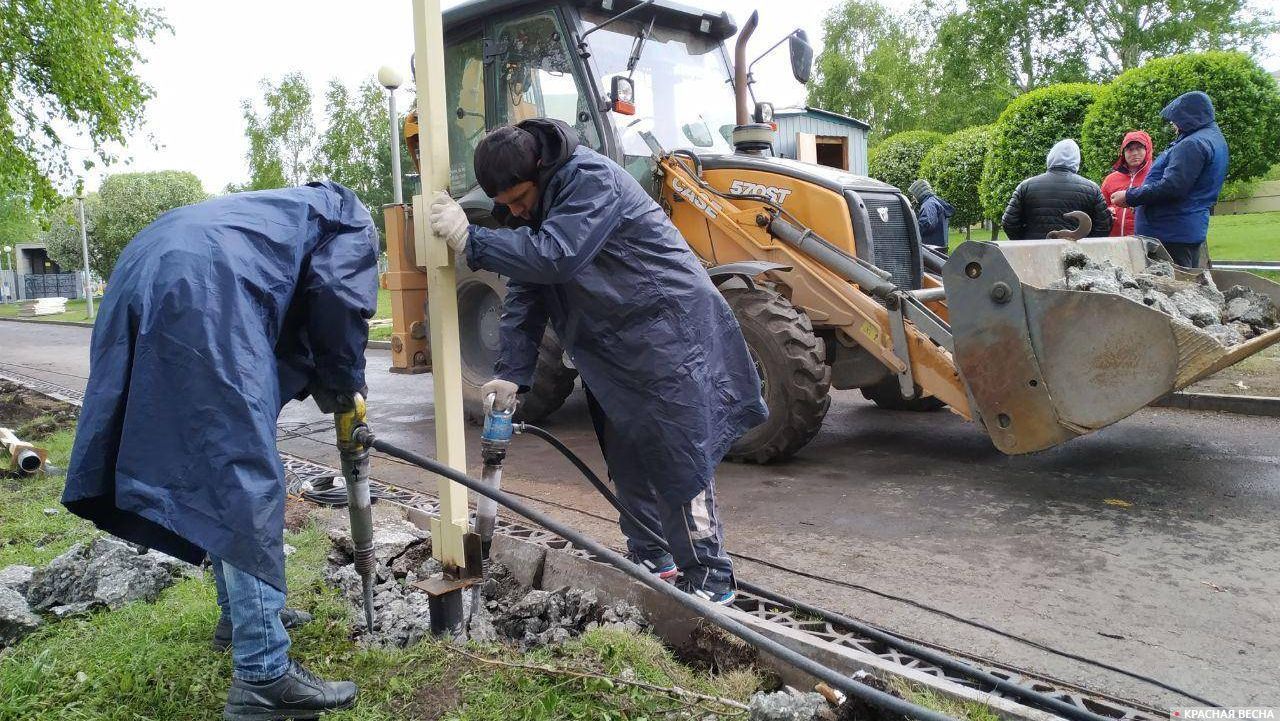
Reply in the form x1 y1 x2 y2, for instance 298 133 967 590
521 426 1112 721
518 424 1220 713
361 432 957 721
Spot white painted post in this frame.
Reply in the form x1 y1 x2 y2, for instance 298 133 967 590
412 0 469 575
76 195 94 318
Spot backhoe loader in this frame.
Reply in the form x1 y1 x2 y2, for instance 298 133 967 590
383 0 1280 461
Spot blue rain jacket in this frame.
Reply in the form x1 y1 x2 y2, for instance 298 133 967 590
1129 92 1229 245
916 192 954 249
63 182 379 591
466 119 767 505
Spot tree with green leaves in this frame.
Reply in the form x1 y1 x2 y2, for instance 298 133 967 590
46 171 206 278
1075 0 1277 76
869 131 945 194
930 0 1091 96
0 197 39 251
234 73 317 192
1081 51 1280 183
806 1 933 140
312 79 414 242
920 125 995 236
43 194 103 274
0 1 167 210
981 83 1103 220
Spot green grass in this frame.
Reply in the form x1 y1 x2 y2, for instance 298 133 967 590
1205 211 1280 261
0 409 760 720
0 428 95 567
947 211 1280 261
891 678 1000 721
0 298 97 324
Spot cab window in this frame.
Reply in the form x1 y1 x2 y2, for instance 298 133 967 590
492 11 600 148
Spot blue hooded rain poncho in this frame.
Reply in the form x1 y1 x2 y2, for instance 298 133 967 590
466 119 766 506
63 182 379 592
1128 91 1229 246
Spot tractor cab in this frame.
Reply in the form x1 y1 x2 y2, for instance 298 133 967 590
426 0 782 197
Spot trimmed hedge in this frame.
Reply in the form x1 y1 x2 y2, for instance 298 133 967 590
1081 51 1280 184
868 131 945 193
980 83 1103 219
920 124 994 227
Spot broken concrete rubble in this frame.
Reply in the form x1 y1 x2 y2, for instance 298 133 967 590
326 522 648 649
0 584 42 647
747 689 833 721
0 564 36 596
26 536 195 613
1053 250 1279 345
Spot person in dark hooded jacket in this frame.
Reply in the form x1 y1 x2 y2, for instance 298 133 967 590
1111 91 1228 268
428 119 767 605
1002 139 1112 240
1100 130 1153 237
908 178 954 250
62 182 377 719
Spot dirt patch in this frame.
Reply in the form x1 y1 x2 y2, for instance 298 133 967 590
0 380 77 439
1188 343 1280 397
283 497 313 532
407 663 463 721
680 620 762 674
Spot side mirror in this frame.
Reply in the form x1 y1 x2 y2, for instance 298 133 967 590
753 102 775 126
789 30 813 84
611 76 636 116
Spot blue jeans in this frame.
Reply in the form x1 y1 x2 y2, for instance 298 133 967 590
211 556 290 682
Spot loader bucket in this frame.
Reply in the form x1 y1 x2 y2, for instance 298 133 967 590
943 238 1280 454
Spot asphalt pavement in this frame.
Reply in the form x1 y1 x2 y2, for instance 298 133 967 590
3 318 1277 708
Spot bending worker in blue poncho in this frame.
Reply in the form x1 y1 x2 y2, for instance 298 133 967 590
429 119 767 605
63 182 378 720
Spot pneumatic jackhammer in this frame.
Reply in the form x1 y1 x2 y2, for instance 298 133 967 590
334 393 376 632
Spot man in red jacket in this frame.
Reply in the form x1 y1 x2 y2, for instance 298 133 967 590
1100 130 1153 236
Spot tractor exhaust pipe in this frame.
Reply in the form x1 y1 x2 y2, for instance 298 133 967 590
733 10 758 126
730 11 772 154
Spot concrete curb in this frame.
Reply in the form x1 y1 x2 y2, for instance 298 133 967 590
491 526 1060 721
0 316 94 328
368 340 392 350
1152 391 1280 417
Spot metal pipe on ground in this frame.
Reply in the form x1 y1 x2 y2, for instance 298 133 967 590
362 430 958 721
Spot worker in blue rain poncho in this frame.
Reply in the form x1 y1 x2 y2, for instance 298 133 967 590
429 119 767 606
62 182 377 720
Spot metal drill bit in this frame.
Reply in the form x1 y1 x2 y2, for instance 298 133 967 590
362 577 376 631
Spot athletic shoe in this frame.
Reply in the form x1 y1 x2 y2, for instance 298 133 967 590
222 659 356 720
627 553 679 584
678 580 737 606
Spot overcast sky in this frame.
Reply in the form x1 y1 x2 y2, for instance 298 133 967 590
69 0 1277 194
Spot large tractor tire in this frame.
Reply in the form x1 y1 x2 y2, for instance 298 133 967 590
449 257 577 425
859 376 945 412
723 286 831 464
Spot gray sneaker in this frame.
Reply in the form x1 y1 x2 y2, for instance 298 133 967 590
212 607 315 652
222 659 356 720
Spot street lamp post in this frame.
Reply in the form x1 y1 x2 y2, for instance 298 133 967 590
76 193 94 318
1 244 10 303
377 65 405 205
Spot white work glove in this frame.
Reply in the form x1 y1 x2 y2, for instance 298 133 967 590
480 378 519 413
428 190 469 255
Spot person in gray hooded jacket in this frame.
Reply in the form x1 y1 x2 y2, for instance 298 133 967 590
1001 139 1112 240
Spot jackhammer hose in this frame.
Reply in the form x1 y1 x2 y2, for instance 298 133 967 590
518 424 1130 721
360 431 956 721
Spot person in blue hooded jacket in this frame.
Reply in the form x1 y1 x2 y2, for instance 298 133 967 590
908 178 954 251
1110 91 1229 268
62 182 378 720
428 119 767 605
